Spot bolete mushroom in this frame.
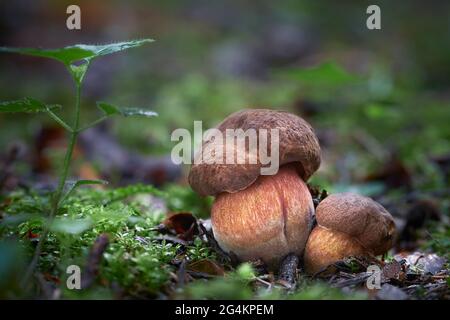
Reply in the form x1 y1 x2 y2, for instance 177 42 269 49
303 192 396 274
188 109 321 268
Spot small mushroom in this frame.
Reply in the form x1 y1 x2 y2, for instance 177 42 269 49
303 192 396 274
188 109 321 268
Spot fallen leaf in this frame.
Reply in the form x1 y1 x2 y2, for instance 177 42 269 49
43 273 61 285
163 212 199 240
186 259 225 276
27 229 40 239
382 260 403 281
395 252 446 275
417 254 446 275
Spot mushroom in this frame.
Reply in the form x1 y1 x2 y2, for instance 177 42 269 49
303 192 396 274
188 109 321 268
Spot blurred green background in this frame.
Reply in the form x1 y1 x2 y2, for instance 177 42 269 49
1 0 449 194
0 0 449 300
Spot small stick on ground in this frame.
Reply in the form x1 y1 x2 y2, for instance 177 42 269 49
81 233 109 289
154 235 191 246
277 254 299 289
177 260 187 287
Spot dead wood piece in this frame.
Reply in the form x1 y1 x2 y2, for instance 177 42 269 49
153 235 191 246
81 233 110 289
177 260 187 287
331 272 370 288
277 253 299 289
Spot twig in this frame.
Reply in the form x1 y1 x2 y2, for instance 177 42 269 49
46 109 73 133
256 277 273 290
177 260 187 287
81 233 109 289
154 235 191 246
331 272 370 288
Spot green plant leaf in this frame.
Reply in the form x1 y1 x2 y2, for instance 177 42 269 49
51 217 92 235
235 263 256 281
68 179 108 189
0 98 60 113
282 61 361 86
97 102 158 118
60 179 108 205
0 39 154 66
68 62 90 84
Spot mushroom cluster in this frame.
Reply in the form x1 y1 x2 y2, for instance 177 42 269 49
304 193 396 274
188 109 396 273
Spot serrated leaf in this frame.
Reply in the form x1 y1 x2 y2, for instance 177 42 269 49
282 61 360 86
97 102 157 118
0 98 60 113
0 39 154 66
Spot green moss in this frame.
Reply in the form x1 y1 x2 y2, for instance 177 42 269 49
0 184 216 298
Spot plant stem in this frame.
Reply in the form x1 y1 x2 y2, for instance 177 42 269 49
53 84 81 202
78 115 108 132
46 108 73 132
21 83 82 289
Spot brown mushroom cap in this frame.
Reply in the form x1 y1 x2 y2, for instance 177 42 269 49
304 192 396 274
315 193 396 254
188 109 321 196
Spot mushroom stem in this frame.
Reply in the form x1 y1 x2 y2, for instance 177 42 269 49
211 164 314 268
277 253 300 288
